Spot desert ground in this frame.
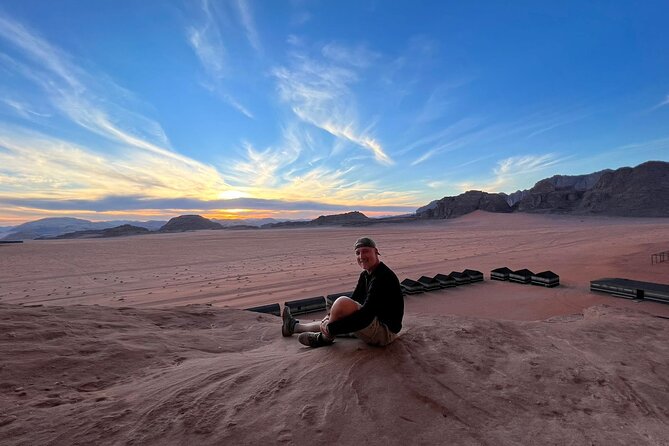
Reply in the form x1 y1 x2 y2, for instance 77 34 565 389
1 211 668 445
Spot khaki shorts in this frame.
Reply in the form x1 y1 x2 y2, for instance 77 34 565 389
354 318 398 346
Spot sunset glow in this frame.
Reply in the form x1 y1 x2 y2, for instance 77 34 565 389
0 2 668 225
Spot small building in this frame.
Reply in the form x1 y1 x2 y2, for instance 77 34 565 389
433 273 456 288
284 296 326 315
462 269 484 282
245 303 281 316
490 267 513 281
509 269 534 284
401 278 425 295
590 278 669 303
531 271 560 287
417 276 442 291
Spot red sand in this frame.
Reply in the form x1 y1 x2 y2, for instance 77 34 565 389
1 211 668 319
1 212 668 445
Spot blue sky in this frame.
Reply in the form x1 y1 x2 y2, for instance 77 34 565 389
0 1 668 225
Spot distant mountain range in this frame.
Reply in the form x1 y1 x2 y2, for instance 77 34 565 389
38 224 151 240
1 218 166 241
3 161 668 240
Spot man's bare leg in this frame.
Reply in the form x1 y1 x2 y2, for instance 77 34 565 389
328 296 361 324
298 296 361 333
293 320 321 333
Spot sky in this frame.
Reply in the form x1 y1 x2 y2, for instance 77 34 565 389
0 0 668 226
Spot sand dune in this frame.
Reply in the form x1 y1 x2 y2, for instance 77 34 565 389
1 212 669 444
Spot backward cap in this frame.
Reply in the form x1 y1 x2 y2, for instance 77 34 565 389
354 237 376 250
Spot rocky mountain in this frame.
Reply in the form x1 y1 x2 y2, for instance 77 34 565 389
576 161 669 216
159 215 223 232
311 211 370 226
515 169 611 212
417 161 669 219
416 191 513 219
39 224 151 240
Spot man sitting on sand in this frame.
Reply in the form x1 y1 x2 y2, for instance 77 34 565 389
282 237 404 348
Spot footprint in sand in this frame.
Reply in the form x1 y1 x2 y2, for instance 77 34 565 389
277 428 293 443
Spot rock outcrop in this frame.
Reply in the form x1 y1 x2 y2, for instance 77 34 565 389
311 211 370 226
515 169 610 212
159 215 223 232
577 161 669 216
262 211 370 228
416 191 512 219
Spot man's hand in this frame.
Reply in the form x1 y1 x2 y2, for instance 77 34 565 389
320 315 331 338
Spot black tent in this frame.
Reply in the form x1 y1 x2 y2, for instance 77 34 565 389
509 269 534 284
531 271 560 287
462 269 484 282
434 273 456 288
449 271 471 285
401 278 425 295
417 276 442 291
490 267 513 281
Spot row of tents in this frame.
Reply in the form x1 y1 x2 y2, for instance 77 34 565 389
490 267 560 287
245 267 560 316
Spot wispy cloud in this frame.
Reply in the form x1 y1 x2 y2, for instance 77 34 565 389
457 154 567 193
0 15 82 91
650 94 669 112
0 12 239 204
405 106 589 167
222 125 412 207
1 98 50 119
0 14 186 157
272 50 393 165
321 42 380 68
0 124 228 201
186 0 254 118
235 0 262 53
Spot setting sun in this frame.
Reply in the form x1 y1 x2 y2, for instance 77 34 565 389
218 190 249 200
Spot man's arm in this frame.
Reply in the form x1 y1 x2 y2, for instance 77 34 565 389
350 273 366 305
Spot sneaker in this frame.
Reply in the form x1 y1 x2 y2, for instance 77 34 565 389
298 332 334 348
281 306 298 337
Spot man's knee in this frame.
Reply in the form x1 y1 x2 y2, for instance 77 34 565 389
330 296 360 320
